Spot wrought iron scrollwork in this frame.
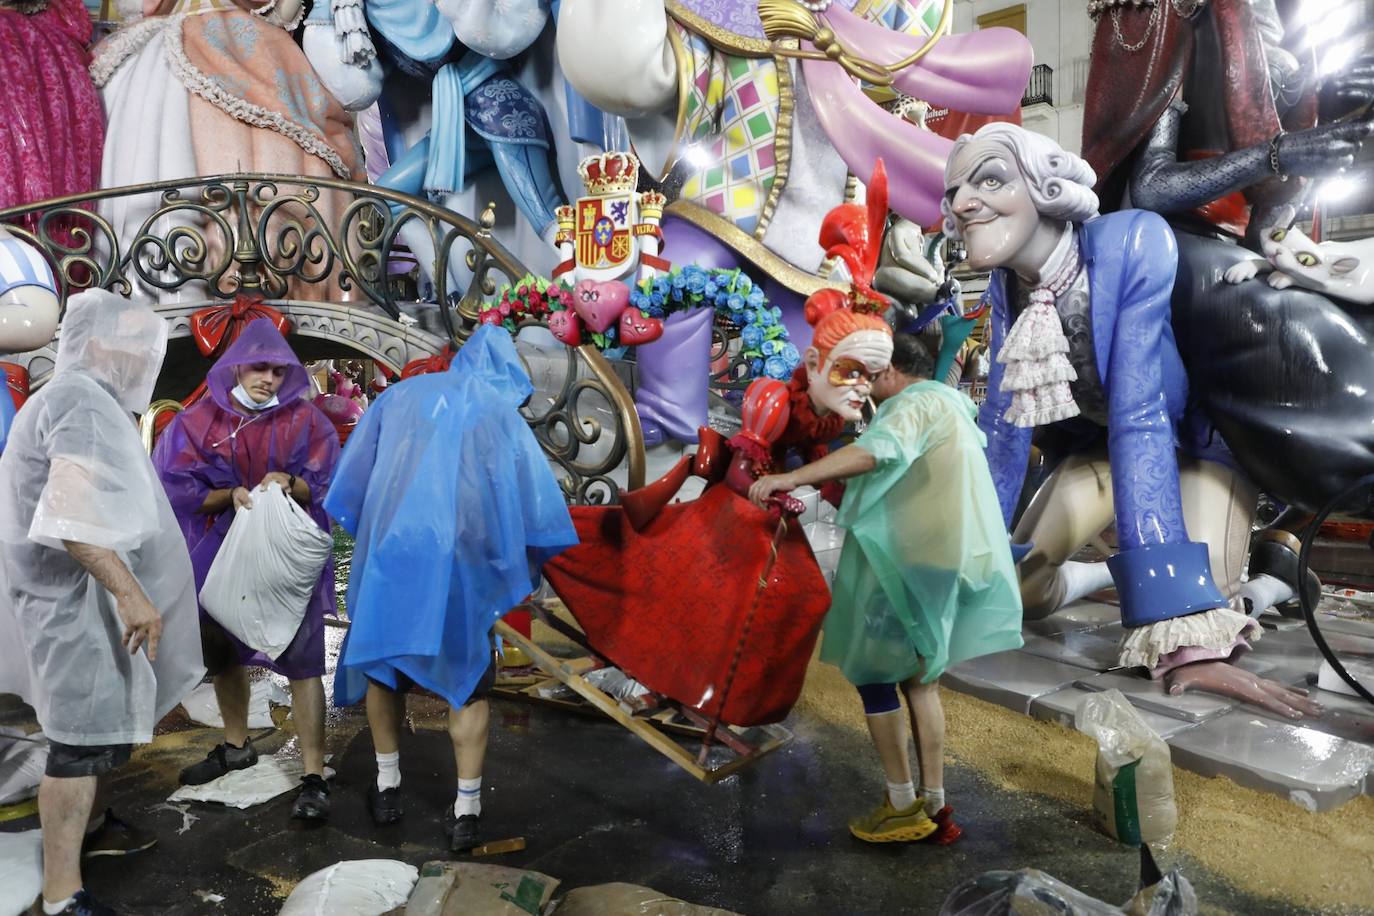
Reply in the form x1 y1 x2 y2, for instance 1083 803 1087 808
1 173 646 507
513 320 646 506
0 173 525 344
708 316 754 393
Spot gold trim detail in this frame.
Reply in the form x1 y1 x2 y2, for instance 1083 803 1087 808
656 21 696 181
758 0 953 87
667 199 844 297
665 2 774 56
140 399 185 454
755 53 795 240
579 346 646 491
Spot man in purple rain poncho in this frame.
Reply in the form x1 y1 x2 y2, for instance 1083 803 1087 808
152 319 340 822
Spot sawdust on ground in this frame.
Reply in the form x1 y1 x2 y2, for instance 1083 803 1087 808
792 657 1374 913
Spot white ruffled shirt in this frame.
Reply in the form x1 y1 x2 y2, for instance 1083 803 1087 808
997 226 1084 427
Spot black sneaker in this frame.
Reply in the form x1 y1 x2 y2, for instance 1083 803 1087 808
178 740 257 786
290 774 330 822
81 808 157 859
442 805 481 853
368 784 403 826
30 889 117 915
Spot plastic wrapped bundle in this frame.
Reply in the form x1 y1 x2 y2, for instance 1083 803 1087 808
939 865 1197 916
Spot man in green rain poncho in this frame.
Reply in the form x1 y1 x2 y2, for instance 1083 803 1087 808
750 333 1022 845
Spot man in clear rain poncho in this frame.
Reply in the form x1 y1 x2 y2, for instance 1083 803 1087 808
0 290 204 916
325 325 577 853
751 333 1022 846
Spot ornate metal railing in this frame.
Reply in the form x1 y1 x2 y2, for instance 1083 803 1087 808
0 172 521 344
516 330 646 503
2 173 644 502
709 318 754 393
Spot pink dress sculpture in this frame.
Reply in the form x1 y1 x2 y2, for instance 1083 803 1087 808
0 0 104 246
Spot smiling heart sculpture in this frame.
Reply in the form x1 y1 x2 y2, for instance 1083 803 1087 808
619 308 664 345
572 279 630 333
548 309 583 346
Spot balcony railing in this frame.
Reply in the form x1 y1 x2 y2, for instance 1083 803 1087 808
1021 63 1054 108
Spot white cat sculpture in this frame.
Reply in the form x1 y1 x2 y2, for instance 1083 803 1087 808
1224 208 1374 305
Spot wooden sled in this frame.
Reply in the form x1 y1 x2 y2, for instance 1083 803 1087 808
493 601 792 785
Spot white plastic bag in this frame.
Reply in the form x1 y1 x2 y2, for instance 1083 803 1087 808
179 680 289 730
200 483 332 659
167 752 335 810
0 728 46 806
278 860 417 916
1076 690 1178 847
0 829 42 916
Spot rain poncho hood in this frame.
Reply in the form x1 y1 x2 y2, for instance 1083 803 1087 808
0 290 204 744
821 381 1023 685
152 319 338 679
205 318 313 412
52 288 168 414
326 326 576 708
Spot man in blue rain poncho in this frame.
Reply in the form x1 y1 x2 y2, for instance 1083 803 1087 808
751 333 1022 847
325 325 576 852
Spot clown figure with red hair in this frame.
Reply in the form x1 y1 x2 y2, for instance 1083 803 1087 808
750 162 1023 845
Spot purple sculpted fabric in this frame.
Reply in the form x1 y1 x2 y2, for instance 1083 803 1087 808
670 0 859 40
636 217 817 445
153 320 341 679
635 306 716 446
804 8 1034 225
825 9 1032 114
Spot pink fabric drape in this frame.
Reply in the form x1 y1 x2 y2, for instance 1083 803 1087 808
0 0 103 243
801 7 1033 226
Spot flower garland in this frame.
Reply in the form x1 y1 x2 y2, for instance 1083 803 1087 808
480 266 803 382
631 265 802 381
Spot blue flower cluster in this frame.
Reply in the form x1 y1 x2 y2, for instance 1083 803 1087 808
630 266 802 381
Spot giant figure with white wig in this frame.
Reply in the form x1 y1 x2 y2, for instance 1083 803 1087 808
944 122 1321 719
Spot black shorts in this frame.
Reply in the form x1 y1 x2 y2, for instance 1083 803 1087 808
366 639 497 707
200 615 240 677
45 740 132 778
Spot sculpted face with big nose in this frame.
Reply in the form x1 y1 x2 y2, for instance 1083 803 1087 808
943 139 1066 281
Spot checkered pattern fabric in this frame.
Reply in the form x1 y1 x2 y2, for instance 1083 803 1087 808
862 0 944 35
676 23 780 236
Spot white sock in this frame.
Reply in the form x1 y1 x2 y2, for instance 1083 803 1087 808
375 751 400 791
1238 573 1295 618
886 780 917 811
922 786 945 816
455 776 482 818
44 896 76 915
1060 561 1116 606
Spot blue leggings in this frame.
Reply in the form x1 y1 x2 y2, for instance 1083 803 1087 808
856 682 900 715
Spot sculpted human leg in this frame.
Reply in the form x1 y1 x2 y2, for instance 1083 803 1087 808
1012 451 1117 619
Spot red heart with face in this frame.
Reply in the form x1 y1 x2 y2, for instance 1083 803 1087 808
548 309 583 346
572 279 630 333
618 308 664 345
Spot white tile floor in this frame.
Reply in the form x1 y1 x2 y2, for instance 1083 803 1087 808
941 600 1374 809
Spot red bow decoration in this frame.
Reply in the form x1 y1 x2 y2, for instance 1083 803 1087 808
189 293 293 358
400 345 456 379
2 362 29 412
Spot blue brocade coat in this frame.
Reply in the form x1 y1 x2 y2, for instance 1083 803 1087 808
978 210 1226 628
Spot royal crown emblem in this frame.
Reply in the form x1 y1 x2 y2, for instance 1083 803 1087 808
553 153 671 284
578 152 640 196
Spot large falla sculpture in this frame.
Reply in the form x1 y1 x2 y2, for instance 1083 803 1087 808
540 163 898 728
554 0 1032 444
947 122 1319 718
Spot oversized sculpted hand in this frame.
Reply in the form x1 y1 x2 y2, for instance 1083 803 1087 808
1165 660 1323 720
